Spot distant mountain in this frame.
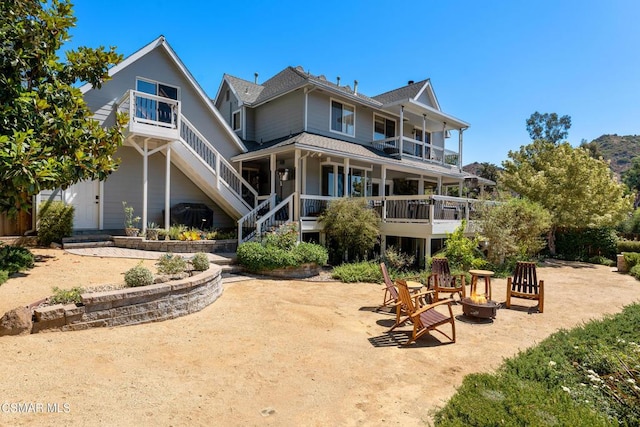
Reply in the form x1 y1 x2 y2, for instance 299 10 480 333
589 134 640 177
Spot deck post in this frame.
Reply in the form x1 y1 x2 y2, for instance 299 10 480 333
142 140 148 234
294 149 301 221
343 158 350 197
422 114 427 160
270 154 276 197
399 106 404 156
458 128 464 172
165 144 171 230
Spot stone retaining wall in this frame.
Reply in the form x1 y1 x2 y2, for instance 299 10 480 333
30 266 223 333
112 237 237 253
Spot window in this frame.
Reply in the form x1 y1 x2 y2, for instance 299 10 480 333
374 115 396 141
135 78 178 124
330 99 355 136
321 165 345 197
232 109 241 131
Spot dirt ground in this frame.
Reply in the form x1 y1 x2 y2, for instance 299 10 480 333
0 248 639 426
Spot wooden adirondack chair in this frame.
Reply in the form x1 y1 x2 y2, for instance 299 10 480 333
506 261 544 313
428 257 466 302
379 263 431 330
394 279 456 345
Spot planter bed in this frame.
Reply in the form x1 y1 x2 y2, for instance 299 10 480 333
112 236 237 253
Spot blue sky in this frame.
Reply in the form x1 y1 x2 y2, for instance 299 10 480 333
66 0 639 166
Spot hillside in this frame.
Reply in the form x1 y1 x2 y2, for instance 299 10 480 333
591 134 640 176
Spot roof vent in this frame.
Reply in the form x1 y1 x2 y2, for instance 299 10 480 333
337 76 341 86
254 72 259 84
408 80 415 85
354 80 358 95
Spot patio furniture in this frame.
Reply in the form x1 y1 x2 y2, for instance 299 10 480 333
428 257 466 302
395 280 456 345
469 269 494 300
506 261 544 313
379 263 431 331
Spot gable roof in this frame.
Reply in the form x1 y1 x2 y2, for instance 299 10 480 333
79 35 247 152
373 79 441 110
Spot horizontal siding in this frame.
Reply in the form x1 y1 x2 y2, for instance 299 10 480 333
103 147 234 230
306 90 374 145
254 89 304 143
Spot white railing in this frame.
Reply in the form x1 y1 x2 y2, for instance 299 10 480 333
238 194 276 243
180 116 258 210
371 136 452 166
300 195 336 218
117 90 180 130
254 193 296 240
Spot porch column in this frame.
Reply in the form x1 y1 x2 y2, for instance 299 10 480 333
437 176 442 195
142 140 148 233
302 156 307 194
441 122 446 164
164 144 171 230
422 114 427 161
458 128 464 172
294 149 301 220
343 158 350 197
426 238 432 258
418 177 424 195
458 180 464 198
380 165 387 196
399 106 404 155
270 154 276 196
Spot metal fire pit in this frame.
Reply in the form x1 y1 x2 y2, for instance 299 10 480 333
461 297 498 319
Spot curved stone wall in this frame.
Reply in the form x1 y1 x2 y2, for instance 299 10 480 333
112 237 237 253
30 265 223 333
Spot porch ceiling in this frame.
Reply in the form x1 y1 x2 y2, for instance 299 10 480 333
380 99 469 131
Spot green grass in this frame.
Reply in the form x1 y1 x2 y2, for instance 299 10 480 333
434 303 640 426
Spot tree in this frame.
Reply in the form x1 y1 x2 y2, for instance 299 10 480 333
319 198 381 264
500 141 632 254
477 197 551 265
622 157 640 193
579 139 604 160
526 112 571 143
0 0 124 215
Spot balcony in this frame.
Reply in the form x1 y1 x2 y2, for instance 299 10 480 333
372 136 459 168
116 90 181 141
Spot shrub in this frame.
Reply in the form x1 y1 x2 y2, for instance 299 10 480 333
168 224 188 240
439 220 486 271
191 253 209 271
587 255 615 267
618 240 640 253
319 198 380 264
49 286 84 305
179 229 202 241
331 261 383 283
37 201 74 246
555 227 618 262
623 252 640 270
156 254 187 275
0 270 8 286
293 242 328 266
0 245 35 274
629 264 640 280
124 264 154 287
261 222 299 250
383 245 415 271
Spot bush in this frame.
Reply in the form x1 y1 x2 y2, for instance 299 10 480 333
555 227 618 262
618 240 640 253
439 220 486 271
124 264 154 287
319 198 380 264
384 245 415 271
623 252 640 270
191 253 209 271
156 253 187 275
587 255 615 267
49 286 84 305
0 244 35 274
331 261 383 283
0 270 8 286
434 304 640 426
629 264 640 280
38 201 74 246
261 222 298 250
293 242 328 266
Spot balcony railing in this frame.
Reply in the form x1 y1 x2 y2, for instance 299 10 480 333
117 90 181 131
371 136 459 167
299 194 487 223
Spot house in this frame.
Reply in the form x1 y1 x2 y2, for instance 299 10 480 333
31 36 491 263
214 66 492 260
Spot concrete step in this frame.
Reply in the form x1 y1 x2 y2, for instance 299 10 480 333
208 252 237 266
62 241 115 249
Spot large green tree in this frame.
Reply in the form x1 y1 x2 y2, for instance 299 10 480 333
0 0 124 215
526 111 571 144
500 141 632 254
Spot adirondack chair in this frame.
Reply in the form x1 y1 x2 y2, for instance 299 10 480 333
506 261 544 313
379 262 431 330
395 280 456 345
428 257 466 302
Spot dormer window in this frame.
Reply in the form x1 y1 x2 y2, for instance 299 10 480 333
232 109 241 131
330 99 355 136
